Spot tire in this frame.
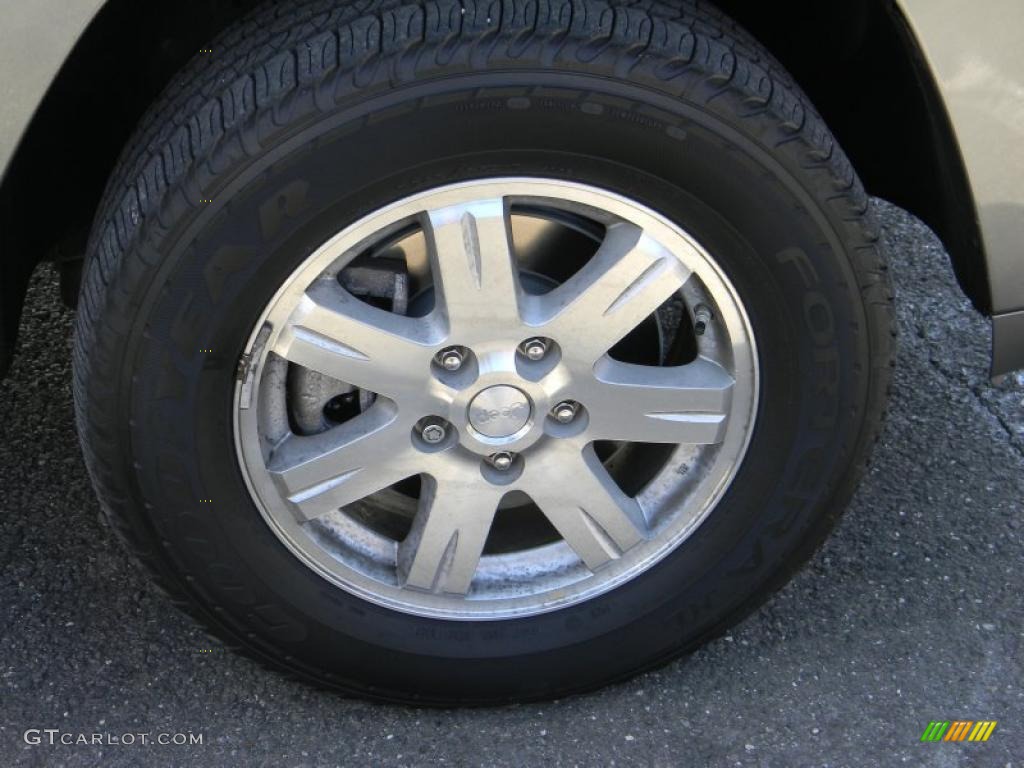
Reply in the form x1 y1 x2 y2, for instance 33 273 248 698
73 0 895 704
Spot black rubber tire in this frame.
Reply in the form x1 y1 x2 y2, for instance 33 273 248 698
73 0 895 704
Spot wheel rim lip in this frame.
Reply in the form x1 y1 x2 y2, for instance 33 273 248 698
233 177 760 620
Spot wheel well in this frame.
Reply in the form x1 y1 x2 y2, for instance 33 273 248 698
0 0 989 374
0 0 262 282
714 0 987 312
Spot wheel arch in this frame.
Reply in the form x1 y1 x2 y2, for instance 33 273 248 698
0 0 989 377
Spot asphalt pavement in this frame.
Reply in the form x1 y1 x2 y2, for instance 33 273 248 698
1 201 1021 767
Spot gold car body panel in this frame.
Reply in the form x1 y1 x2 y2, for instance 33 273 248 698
0 0 104 181
899 0 1024 316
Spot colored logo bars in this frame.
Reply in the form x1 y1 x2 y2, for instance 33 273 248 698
920 721 997 742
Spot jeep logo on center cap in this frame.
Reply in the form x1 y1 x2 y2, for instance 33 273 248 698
468 385 532 438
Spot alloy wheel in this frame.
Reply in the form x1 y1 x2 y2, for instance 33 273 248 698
234 178 758 620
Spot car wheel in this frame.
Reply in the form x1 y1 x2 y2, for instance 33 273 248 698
73 0 895 703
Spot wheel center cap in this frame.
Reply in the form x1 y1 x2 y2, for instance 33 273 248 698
468 385 532 438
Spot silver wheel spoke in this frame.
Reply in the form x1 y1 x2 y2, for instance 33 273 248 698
426 198 521 335
538 223 691 364
525 443 646 572
581 357 735 444
274 280 436 399
398 472 504 594
267 406 414 522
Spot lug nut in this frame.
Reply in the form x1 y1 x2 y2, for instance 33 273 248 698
489 452 515 471
437 347 465 371
552 400 579 424
420 421 448 444
520 338 549 361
